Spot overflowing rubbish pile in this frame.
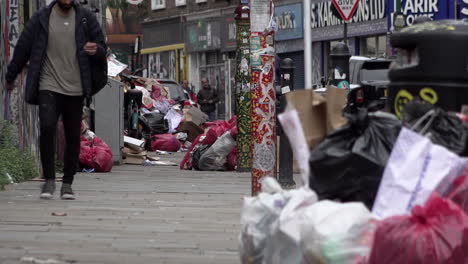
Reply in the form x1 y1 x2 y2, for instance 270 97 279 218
180 117 238 171
239 93 468 264
239 20 468 264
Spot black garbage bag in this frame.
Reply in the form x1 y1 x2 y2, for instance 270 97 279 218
309 109 402 209
192 144 211 171
402 100 468 155
139 112 169 135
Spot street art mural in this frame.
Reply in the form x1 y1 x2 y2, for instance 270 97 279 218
0 0 6 120
1 0 41 164
106 0 144 35
235 20 252 172
106 0 146 65
147 51 176 80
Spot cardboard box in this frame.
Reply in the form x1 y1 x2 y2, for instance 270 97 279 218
286 86 347 150
184 107 208 126
124 136 145 152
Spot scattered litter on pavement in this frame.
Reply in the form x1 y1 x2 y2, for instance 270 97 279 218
5 173 15 184
51 212 67 217
30 177 63 182
144 160 177 166
20 256 67 264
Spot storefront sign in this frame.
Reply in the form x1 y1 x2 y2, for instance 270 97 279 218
143 19 183 49
312 0 386 28
388 0 455 30
274 3 304 41
186 19 221 52
460 0 468 19
221 17 237 52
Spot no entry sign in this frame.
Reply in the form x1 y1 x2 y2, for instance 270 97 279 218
332 0 361 21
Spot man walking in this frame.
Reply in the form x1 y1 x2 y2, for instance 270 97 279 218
197 78 219 121
5 0 107 200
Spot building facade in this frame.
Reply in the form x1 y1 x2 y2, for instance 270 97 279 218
141 0 238 120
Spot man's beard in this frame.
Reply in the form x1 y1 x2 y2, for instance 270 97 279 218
57 2 73 11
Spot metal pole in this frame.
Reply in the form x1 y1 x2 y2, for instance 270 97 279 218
304 0 312 89
344 22 348 45
235 2 252 172
278 58 296 189
250 0 277 196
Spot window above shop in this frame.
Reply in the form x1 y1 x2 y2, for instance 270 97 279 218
361 35 387 58
152 0 166 10
175 0 186 6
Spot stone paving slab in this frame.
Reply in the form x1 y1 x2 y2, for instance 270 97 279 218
0 152 250 263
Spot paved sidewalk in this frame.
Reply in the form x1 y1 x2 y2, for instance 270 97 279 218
0 153 250 264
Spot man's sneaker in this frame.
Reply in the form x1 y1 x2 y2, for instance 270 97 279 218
40 180 56 200
60 184 75 200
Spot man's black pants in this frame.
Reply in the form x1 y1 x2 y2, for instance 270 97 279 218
39 91 83 184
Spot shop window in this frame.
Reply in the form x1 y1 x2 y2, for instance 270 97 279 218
362 35 387 58
206 51 220 65
152 0 166 10
175 0 187 6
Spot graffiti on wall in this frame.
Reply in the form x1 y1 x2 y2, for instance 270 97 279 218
106 1 143 35
250 31 277 196
1 0 41 163
0 0 6 120
147 51 176 80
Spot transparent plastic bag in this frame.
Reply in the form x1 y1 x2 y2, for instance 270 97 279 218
239 192 289 264
300 201 373 264
198 131 236 171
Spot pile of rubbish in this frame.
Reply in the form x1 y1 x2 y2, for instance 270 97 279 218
180 117 238 171
79 119 113 173
239 87 468 264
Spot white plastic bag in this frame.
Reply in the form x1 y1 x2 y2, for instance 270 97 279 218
301 201 373 264
164 108 183 133
262 187 318 264
239 191 289 264
372 128 468 219
278 109 310 187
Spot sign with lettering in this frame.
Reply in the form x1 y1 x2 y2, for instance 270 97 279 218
186 19 221 52
274 3 303 41
332 0 361 20
312 0 386 28
388 0 456 30
8 0 19 62
460 0 468 19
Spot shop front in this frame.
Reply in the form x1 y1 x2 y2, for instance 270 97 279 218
388 0 457 30
311 0 388 83
141 18 187 82
275 2 306 89
220 8 239 119
186 17 229 120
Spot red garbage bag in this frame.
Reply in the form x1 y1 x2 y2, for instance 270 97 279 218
201 129 219 146
151 134 181 152
228 115 237 128
447 174 468 214
230 126 238 140
368 193 468 264
79 136 113 172
180 134 205 170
